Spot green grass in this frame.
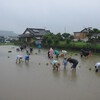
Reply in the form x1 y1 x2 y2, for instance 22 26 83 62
72 42 86 45
0 43 14 45
59 41 66 45
59 41 100 52
96 44 100 49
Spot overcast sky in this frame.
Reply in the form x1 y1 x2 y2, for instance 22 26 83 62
0 0 100 34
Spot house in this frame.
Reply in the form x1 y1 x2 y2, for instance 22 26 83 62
19 28 51 44
73 28 90 41
74 32 86 40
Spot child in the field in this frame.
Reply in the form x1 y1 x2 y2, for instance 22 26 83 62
16 55 23 63
30 47 33 53
25 54 30 63
62 50 67 56
52 60 60 71
54 50 59 58
49 48 54 58
62 58 68 69
95 62 100 72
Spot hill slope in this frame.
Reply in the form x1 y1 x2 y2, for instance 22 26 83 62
0 30 18 37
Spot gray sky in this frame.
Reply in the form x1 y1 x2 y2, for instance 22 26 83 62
0 0 100 34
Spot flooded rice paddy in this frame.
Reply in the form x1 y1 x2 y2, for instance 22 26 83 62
0 45 100 100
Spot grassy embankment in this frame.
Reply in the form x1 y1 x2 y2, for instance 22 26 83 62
59 41 100 53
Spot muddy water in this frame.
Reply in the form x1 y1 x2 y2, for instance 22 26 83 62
0 45 100 100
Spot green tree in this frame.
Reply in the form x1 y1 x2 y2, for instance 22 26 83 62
87 30 93 41
42 35 48 45
53 37 59 47
92 28 100 40
47 37 53 47
70 35 74 40
87 28 100 52
66 38 71 44
56 33 63 41
87 28 100 42
42 33 53 47
62 33 71 39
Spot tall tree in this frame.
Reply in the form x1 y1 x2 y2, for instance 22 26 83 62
42 33 53 47
92 28 100 39
87 28 93 41
62 33 71 39
56 33 63 41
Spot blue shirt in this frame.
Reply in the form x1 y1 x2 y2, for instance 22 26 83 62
25 55 29 60
52 60 58 65
54 50 59 55
38 44 41 49
63 59 67 65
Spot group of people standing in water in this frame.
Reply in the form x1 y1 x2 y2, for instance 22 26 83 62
16 54 30 64
16 45 100 73
16 44 41 64
48 48 79 71
48 47 100 73
16 46 33 64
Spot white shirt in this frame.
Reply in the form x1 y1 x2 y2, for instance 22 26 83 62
52 60 58 65
62 50 67 54
16 55 23 60
95 62 100 69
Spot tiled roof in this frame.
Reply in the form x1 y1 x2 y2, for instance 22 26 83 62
23 28 50 36
19 28 51 38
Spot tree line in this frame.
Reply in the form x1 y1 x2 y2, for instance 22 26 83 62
42 28 100 53
42 32 74 48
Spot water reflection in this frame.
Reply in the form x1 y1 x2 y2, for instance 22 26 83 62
0 46 100 100
95 71 100 77
16 62 23 67
25 62 30 66
63 69 68 77
70 69 77 81
52 70 60 78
